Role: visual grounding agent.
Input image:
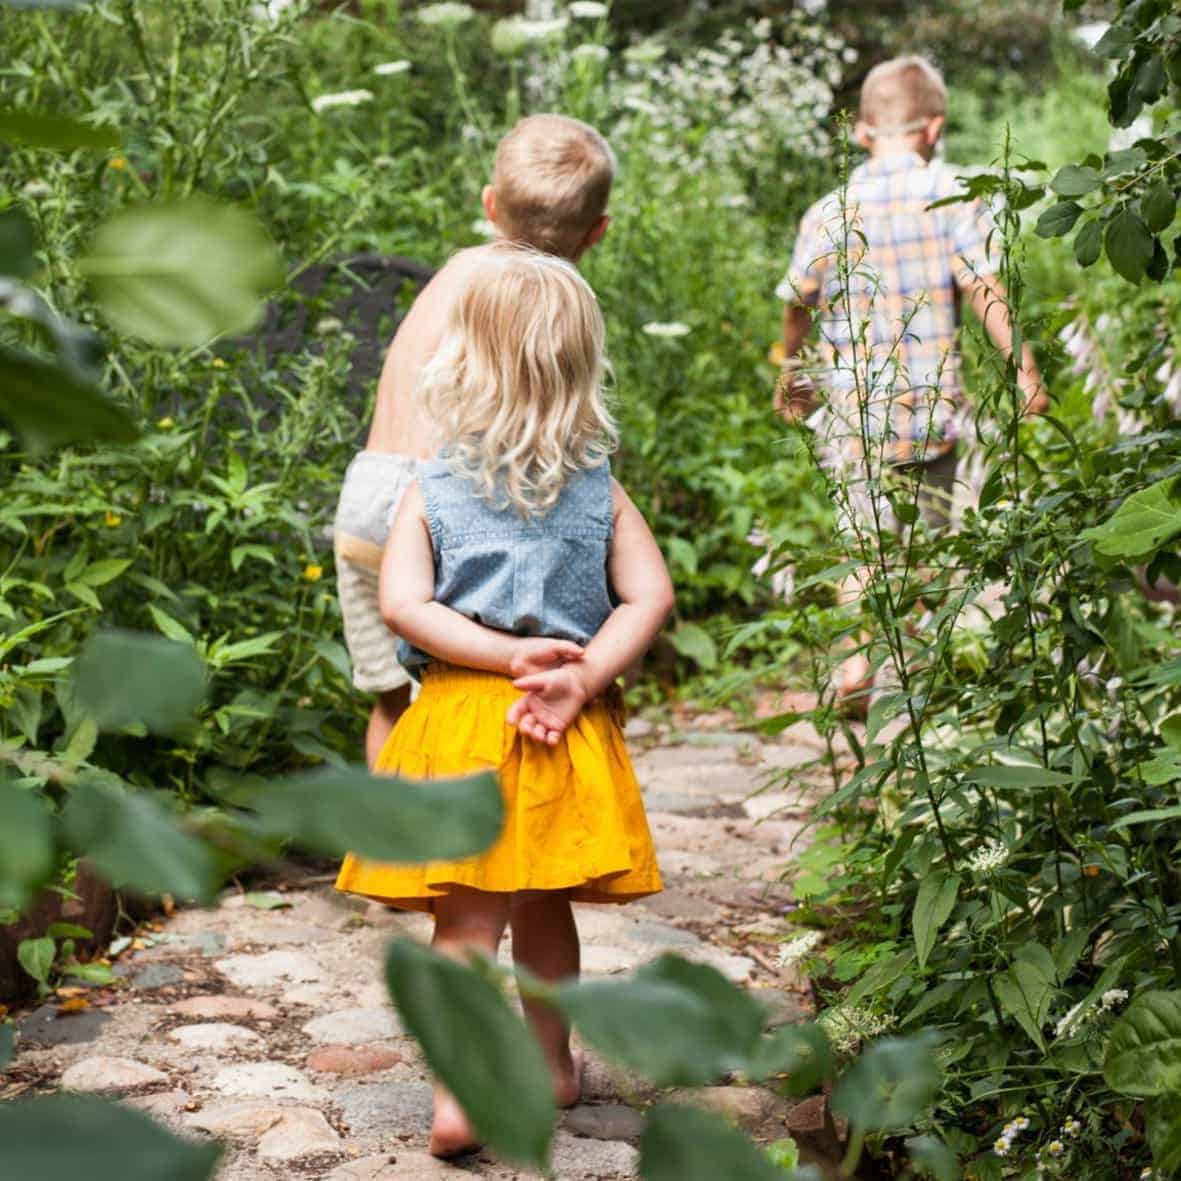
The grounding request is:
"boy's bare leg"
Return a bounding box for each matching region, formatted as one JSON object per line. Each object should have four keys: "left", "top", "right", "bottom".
{"left": 510, "top": 891, "right": 582, "bottom": 1107}
{"left": 365, "top": 685, "right": 411, "bottom": 769}
{"left": 429, "top": 887, "right": 512, "bottom": 1157}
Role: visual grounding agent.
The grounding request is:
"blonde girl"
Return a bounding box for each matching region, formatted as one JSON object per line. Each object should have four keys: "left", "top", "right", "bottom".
{"left": 335, "top": 246, "right": 671, "bottom": 1157}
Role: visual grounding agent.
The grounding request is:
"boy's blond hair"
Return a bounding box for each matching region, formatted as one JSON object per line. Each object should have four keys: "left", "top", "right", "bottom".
{"left": 859, "top": 55, "right": 947, "bottom": 132}
{"left": 492, "top": 114, "right": 616, "bottom": 259}
{"left": 421, "top": 245, "right": 616, "bottom": 516}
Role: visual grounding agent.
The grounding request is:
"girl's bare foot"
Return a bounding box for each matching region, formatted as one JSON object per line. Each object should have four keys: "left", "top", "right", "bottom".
{"left": 553, "top": 1046, "right": 584, "bottom": 1109}
{"left": 429, "top": 1086, "right": 481, "bottom": 1158}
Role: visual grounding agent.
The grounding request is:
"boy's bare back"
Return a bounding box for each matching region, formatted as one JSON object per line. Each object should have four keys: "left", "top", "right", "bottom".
{"left": 365, "top": 246, "right": 490, "bottom": 459}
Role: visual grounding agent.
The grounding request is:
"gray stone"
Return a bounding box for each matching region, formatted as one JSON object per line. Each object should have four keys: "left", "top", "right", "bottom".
{"left": 61, "top": 1055, "right": 168, "bottom": 1094}
{"left": 186, "top": 1100, "right": 288, "bottom": 1138}
{"left": 551, "top": 1129, "right": 640, "bottom": 1177}
{"left": 257, "top": 1107, "right": 341, "bottom": 1160}
{"left": 680, "top": 948, "right": 756, "bottom": 985}
{"left": 143, "top": 931, "right": 227, "bottom": 957}
{"left": 302, "top": 1007, "right": 400, "bottom": 1045}
{"left": 335, "top": 1080, "right": 433, "bottom": 1137}
{"left": 563, "top": 1103, "right": 646, "bottom": 1143}
{"left": 214, "top": 950, "right": 324, "bottom": 989}
{"left": 232, "top": 920, "right": 334, "bottom": 947}
{"left": 580, "top": 945, "right": 638, "bottom": 975}
{"left": 129, "top": 963, "right": 185, "bottom": 990}
{"left": 17, "top": 1004, "right": 110, "bottom": 1046}
{"left": 168, "top": 995, "right": 278, "bottom": 1021}
{"left": 629, "top": 921, "right": 702, "bottom": 950}
{"left": 325, "top": 1151, "right": 474, "bottom": 1180}
{"left": 210, "top": 1061, "right": 327, "bottom": 1102}
{"left": 636, "top": 890, "right": 719, "bottom": 921}
{"left": 122, "top": 1088, "right": 191, "bottom": 1121}
{"left": 642, "top": 791, "right": 708, "bottom": 815}
{"left": 168, "top": 1022, "right": 264, "bottom": 1051}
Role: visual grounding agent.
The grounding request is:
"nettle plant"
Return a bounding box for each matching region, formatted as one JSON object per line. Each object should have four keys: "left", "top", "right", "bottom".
{"left": 750, "top": 10, "right": 1181, "bottom": 1176}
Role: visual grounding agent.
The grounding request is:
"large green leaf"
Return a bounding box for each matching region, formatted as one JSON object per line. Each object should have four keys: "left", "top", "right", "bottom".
{"left": 1142, "top": 181, "right": 1177, "bottom": 234}
{"left": 906, "top": 1134, "right": 960, "bottom": 1181}
{"left": 845, "top": 950, "right": 916, "bottom": 1008}
{"left": 995, "top": 956, "right": 1056, "bottom": 1051}
{"left": 0, "top": 345, "right": 138, "bottom": 453}
{"left": 384, "top": 940, "right": 553, "bottom": 1169}
{"left": 62, "top": 779, "right": 216, "bottom": 903}
{"left": 831, "top": 1032, "right": 942, "bottom": 1132}
{"left": 0, "top": 208, "right": 36, "bottom": 276}
{"left": 0, "top": 780, "right": 54, "bottom": 906}
{"left": 965, "top": 765, "right": 1071, "bottom": 789}
{"left": 639, "top": 1105, "right": 785, "bottom": 1181}
{"left": 1104, "top": 209, "right": 1155, "bottom": 284}
{"left": 1081, "top": 477, "right": 1181, "bottom": 560}
{"left": 559, "top": 954, "right": 765, "bottom": 1086}
{"left": 1034, "top": 201, "right": 1082, "bottom": 239}
{"left": 745, "top": 1021, "right": 832, "bottom": 1095}
{"left": 252, "top": 766, "right": 502, "bottom": 862}
{"left": 1103, "top": 991, "right": 1181, "bottom": 1097}
{"left": 74, "top": 630, "right": 207, "bottom": 734}
{"left": 79, "top": 198, "right": 283, "bottom": 347}
{"left": 667, "top": 622, "right": 718, "bottom": 670}
{"left": 1146, "top": 1096, "right": 1181, "bottom": 1173}
{"left": 1073, "top": 217, "right": 1103, "bottom": 267}
{"left": 1049, "top": 165, "right": 1101, "bottom": 197}
{"left": 913, "top": 873, "right": 959, "bottom": 971}
{"left": 17, "top": 935, "right": 55, "bottom": 984}
{"left": 0, "top": 109, "right": 118, "bottom": 149}
{"left": 0, "top": 1094, "right": 220, "bottom": 1181}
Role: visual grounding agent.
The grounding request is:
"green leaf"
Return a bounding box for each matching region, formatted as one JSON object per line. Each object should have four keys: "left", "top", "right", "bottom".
{"left": 1104, "top": 210, "right": 1155, "bottom": 284}
{"left": 385, "top": 940, "right": 553, "bottom": 1169}
{"left": 18, "top": 935, "right": 55, "bottom": 984}
{"left": 764, "top": 1138, "right": 800, "bottom": 1171}
{"left": 1081, "top": 477, "right": 1181, "bottom": 560}
{"left": 667, "top": 622, "right": 717, "bottom": 670}
{"left": 0, "top": 109, "right": 119, "bottom": 150}
{"left": 1142, "top": 181, "right": 1177, "bottom": 234}
{"left": 252, "top": 765, "right": 502, "bottom": 862}
{"left": 845, "top": 950, "right": 916, "bottom": 1008}
{"left": 65, "top": 961, "right": 115, "bottom": 985}
{"left": 831, "top": 1032, "right": 942, "bottom": 1132}
{"left": 0, "top": 1094, "right": 221, "bottom": 1181}
{"left": 0, "top": 208, "right": 36, "bottom": 277}
{"left": 913, "top": 873, "right": 959, "bottom": 971}
{"left": 1112, "top": 804, "right": 1181, "bottom": 830}
{"left": 746, "top": 1021, "right": 832, "bottom": 1094}
{"left": 666, "top": 537, "right": 698, "bottom": 575}
{"left": 1049, "top": 166, "right": 1101, "bottom": 198}
{"left": 76, "top": 559, "right": 131, "bottom": 588}
{"left": 560, "top": 954, "right": 765, "bottom": 1087}
{"left": 46, "top": 923, "right": 92, "bottom": 940}
{"left": 1073, "top": 218, "right": 1103, "bottom": 267}
{"left": 994, "top": 957, "right": 1055, "bottom": 1051}
{"left": 63, "top": 779, "right": 216, "bottom": 903}
{"left": 1034, "top": 201, "right": 1082, "bottom": 238}
{"left": 1103, "top": 991, "right": 1181, "bottom": 1097}
{"left": 965, "top": 765, "right": 1072, "bottom": 789}
{"left": 0, "top": 345, "right": 138, "bottom": 453}
{"left": 1092, "top": 23, "right": 1135, "bottom": 59}
{"left": 0, "top": 781, "right": 54, "bottom": 907}
{"left": 1146, "top": 1096, "right": 1181, "bottom": 1173}
{"left": 74, "top": 630, "right": 207, "bottom": 734}
{"left": 639, "top": 1105, "right": 785, "bottom": 1181}
{"left": 906, "top": 1135, "right": 960, "bottom": 1181}
{"left": 147, "top": 605, "right": 196, "bottom": 644}
{"left": 79, "top": 198, "right": 283, "bottom": 348}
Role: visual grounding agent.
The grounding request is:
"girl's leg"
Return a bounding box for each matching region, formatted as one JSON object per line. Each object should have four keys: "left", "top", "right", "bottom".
{"left": 429, "top": 887, "right": 512, "bottom": 1157}
{"left": 510, "top": 891, "right": 582, "bottom": 1107}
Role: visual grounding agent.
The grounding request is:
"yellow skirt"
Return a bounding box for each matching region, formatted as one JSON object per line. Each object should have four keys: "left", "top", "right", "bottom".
{"left": 335, "top": 664, "right": 662, "bottom": 911}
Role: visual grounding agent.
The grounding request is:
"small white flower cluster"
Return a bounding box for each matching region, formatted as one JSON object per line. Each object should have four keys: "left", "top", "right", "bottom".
{"left": 1142, "top": 1168, "right": 1159, "bottom": 1180}
{"left": 993, "top": 1114, "right": 1031, "bottom": 1157}
{"left": 373, "top": 60, "right": 411, "bottom": 76}
{"left": 310, "top": 89, "right": 374, "bottom": 113}
{"left": 568, "top": 1, "right": 608, "bottom": 17}
{"left": 967, "top": 838, "right": 1008, "bottom": 874}
{"left": 776, "top": 930, "right": 823, "bottom": 967}
{"left": 1060, "top": 1116, "right": 1082, "bottom": 1139}
{"left": 642, "top": 321, "right": 692, "bottom": 338}
{"left": 1100, "top": 987, "right": 1129, "bottom": 1012}
{"left": 416, "top": 1, "right": 475, "bottom": 29}
{"left": 570, "top": 42, "right": 609, "bottom": 64}
{"left": 817, "top": 1005, "right": 893, "bottom": 1054}
{"left": 492, "top": 16, "right": 568, "bottom": 56}
{"left": 1054, "top": 998, "right": 1090, "bottom": 1040}
{"left": 1154, "top": 355, "right": 1181, "bottom": 416}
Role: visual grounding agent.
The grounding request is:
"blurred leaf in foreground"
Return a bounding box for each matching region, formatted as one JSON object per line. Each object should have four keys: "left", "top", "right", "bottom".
{"left": 0, "top": 109, "right": 118, "bottom": 149}
{"left": 79, "top": 198, "right": 283, "bottom": 347}
{"left": 639, "top": 1105, "right": 786, "bottom": 1181}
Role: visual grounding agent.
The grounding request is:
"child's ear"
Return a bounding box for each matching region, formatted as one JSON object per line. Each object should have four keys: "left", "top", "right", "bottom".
{"left": 482, "top": 185, "right": 497, "bottom": 224}
{"left": 579, "top": 214, "right": 610, "bottom": 256}
{"left": 924, "top": 115, "right": 946, "bottom": 147}
{"left": 853, "top": 120, "right": 874, "bottom": 151}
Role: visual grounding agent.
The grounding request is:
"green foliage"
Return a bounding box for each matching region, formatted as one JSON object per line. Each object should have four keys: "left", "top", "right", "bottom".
{"left": 1103, "top": 991, "right": 1181, "bottom": 1098}
{"left": 639, "top": 1105, "right": 787, "bottom": 1181}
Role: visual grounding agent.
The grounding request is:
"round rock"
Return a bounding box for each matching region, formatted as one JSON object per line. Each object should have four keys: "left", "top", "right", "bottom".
{"left": 257, "top": 1107, "right": 341, "bottom": 1160}
{"left": 60, "top": 1055, "right": 167, "bottom": 1094}
{"left": 306, "top": 1044, "right": 403, "bottom": 1076}
{"left": 169, "top": 995, "right": 278, "bottom": 1021}
{"left": 211, "top": 1061, "right": 327, "bottom": 1102}
{"left": 168, "top": 1022, "right": 264, "bottom": 1051}
{"left": 302, "top": 1007, "right": 400, "bottom": 1045}
{"left": 214, "top": 951, "right": 324, "bottom": 989}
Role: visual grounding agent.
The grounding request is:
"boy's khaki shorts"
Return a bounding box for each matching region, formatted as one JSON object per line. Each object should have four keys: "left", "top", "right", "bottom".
{"left": 333, "top": 451, "right": 417, "bottom": 694}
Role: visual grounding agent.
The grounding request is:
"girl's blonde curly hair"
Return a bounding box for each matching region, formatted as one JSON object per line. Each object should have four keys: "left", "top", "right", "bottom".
{"left": 421, "top": 245, "right": 617, "bottom": 515}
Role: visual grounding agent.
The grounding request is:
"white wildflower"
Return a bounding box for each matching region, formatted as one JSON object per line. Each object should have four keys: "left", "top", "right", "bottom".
{"left": 818, "top": 1005, "right": 893, "bottom": 1054}
{"left": 1100, "top": 988, "right": 1129, "bottom": 1012}
{"left": 373, "top": 155, "right": 395, "bottom": 169}
{"left": 568, "top": 1, "right": 608, "bottom": 17}
{"left": 1061, "top": 1116, "right": 1082, "bottom": 1138}
{"left": 1142, "top": 1169, "right": 1158, "bottom": 1180}
{"left": 571, "top": 42, "right": 609, "bottom": 63}
{"left": 799, "top": 0, "right": 827, "bottom": 13}
{"left": 1054, "top": 998, "right": 1090, "bottom": 1039}
{"left": 311, "top": 89, "right": 374, "bottom": 113}
{"left": 720, "top": 193, "right": 750, "bottom": 208}
{"left": 994, "top": 1136, "right": 1012, "bottom": 1157}
{"left": 643, "top": 321, "right": 692, "bottom": 338}
{"left": 373, "top": 60, "right": 411, "bottom": 76}
{"left": 492, "top": 16, "right": 567, "bottom": 55}
{"left": 776, "top": 931, "right": 822, "bottom": 967}
{"left": 623, "top": 40, "right": 665, "bottom": 64}
{"left": 315, "top": 316, "right": 344, "bottom": 335}
{"left": 21, "top": 179, "right": 51, "bottom": 199}
{"left": 968, "top": 839, "right": 1008, "bottom": 874}
{"left": 1048, "top": 1140, "right": 1065, "bottom": 1157}
{"left": 416, "top": 2, "right": 475, "bottom": 29}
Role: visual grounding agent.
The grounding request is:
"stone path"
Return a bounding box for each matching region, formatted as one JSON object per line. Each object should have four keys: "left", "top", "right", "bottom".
{"left": 7, "top": 718, "right": 843, "bottom": 1179}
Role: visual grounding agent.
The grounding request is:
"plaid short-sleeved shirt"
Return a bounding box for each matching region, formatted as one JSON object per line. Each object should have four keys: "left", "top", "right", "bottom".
{"left": 776, "top": 151, "right": 996, "bottom": 464}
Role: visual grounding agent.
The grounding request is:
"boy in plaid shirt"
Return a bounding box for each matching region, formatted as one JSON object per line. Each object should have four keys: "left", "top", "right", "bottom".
{"left": 776, "top": 55, "right": 1046, "bottom": 705}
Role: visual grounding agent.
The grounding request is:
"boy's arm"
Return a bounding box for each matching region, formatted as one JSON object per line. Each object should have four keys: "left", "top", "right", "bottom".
{"left": 380, "top": 485, "right": 583, "bottom": 676}
{"left": 963, "top": 272, "right": 1048, "bottom": 416}
{"left": 776, "top": 302, "right": 816, "bottom": 422}
{"left": 508, "top": 481, "right": 674, "bottom": 743}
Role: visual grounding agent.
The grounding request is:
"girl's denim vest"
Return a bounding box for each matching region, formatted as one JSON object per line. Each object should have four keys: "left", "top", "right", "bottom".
{"left": 398, "top": 459, "right": 614, "bottom": 677}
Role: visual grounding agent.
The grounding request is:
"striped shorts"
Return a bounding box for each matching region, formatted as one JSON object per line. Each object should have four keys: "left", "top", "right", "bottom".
{"left": 333, "top": 451, "right": 417, "bottom": 694}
